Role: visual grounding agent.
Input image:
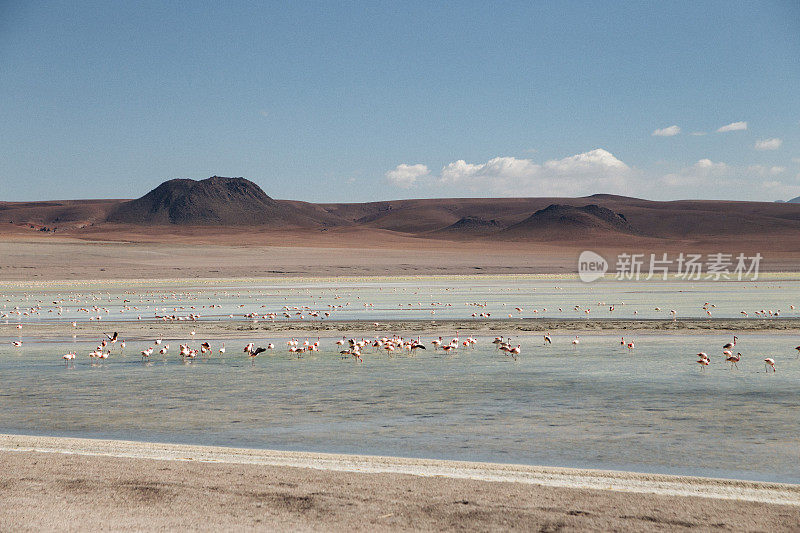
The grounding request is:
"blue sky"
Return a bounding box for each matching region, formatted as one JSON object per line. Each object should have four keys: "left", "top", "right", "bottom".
{"left": 1, "top": 1, "right": 798, "bottom": 202}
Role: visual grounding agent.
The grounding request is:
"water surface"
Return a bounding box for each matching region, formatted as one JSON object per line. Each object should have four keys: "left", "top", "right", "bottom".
{"left": 2, "top": 332, "right": 797, "bottom": 483}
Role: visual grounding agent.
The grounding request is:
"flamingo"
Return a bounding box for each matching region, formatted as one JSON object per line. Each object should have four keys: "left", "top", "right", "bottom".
{"left": 726, "top": 352, "right": 741, "bottom": 369}
{"left": 12, "top": 341, "right": 22, "bottom": 347}
{"left": 572, "top": 336, "right": 580, "bottom": 345}
{"left": 764, "top": 358, "right": 776, "bottom": 372}
{"left": 723, "top": 336, "right": 738, "bottom": 350}
{"left": 351, "top": 348, "right": 362, "bottom": 362}
{"left": 697, "top": 358, "right": 710, "bottom": 370}
{"left": 219, "top": 343, "right": 226, "bottom": 354}
{"left": 543, "top": 335, "right": 552, "bottom": 345}
{"left": 62, "top": 353, "right": 76, "bottom": 365}
{"left": 248, "top": 346, "right": 267, "bottom": 358}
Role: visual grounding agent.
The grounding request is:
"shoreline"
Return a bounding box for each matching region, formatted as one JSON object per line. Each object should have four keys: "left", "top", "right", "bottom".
{"left": 2, "top": 434, "right": 798, "bottom": 506}
{"left": 2, "top": 271, "right": 800, "bottom": 287}
{"left": 4, "top": 318, "right": 800, "bottom": 340}
{"left": 2, "top": 434, "right": 799, "bottom": 531}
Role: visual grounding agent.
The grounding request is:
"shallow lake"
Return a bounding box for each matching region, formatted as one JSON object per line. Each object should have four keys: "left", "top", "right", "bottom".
{"left": 1, "top": 330, "right": 798, "bottom": 483}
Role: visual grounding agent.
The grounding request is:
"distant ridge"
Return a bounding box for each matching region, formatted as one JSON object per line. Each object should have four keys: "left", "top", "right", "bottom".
{"left": 428, "top": 216, "right": 504, "bottom": 238}
{"left": 789, "top": 196, "right": 800, "bottom": 204}
{"left": 107, "top": 176, "right": 344, "bottom": 227}
{"left": 499, "top": 204, "right": 636, "bottom": 240}
{"left": 4, "top": 184, "right": 800, "bottom": 241}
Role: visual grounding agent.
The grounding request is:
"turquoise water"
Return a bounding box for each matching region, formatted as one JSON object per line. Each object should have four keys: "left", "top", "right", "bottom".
{"left": 1, "top": 331, "right": 798, "bottom": 483}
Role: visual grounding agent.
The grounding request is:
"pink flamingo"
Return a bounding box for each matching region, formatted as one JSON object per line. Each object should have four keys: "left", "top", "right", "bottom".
{"left": 723, "top": 336, "right": 738, "bottom": 350}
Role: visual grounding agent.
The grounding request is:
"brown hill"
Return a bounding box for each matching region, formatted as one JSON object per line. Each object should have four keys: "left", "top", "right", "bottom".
{"left": 3, "top": 178, "right": 800, "bottom": 247}
{"left": 107, "top": 176, "right": 345, "bottom": 227}
{"left": 320, "top": 195, "right": 800, "bottom": 241}
{"left": 499, "top": 204, "right": 636, "bottom": 240}
{"left": 0, "top": 199, "right": 119, "bottom": 232}
{"left": 427, "top": 216, "right": 505, "bottom": 238}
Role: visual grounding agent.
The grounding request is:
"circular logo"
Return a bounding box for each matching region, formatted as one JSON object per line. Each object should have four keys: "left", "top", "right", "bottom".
{"left": 578, "top": 250, "right": 608, "bottom": 282}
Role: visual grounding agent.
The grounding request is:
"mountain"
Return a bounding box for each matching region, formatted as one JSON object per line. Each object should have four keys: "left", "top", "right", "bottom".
{"left": 499, "top": 204, "right": 636, "bottom": 240}
{"left": 427, "top": 216, "right": 504, "bottom": 238}
{"left": 0, "top": 199, "right": 119, "bottom": 232}
{"left": 788, "top": 196, "right": 800, "bottom": 204}
{"left": 107, "top": 176, "right": 345, "bottom": 227}
{"left": 4, "top": 179, "right": 800, "bottom": 245}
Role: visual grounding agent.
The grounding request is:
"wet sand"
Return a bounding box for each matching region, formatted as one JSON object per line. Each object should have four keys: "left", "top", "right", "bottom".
{"left": 1, "top": 434, "right": 798, "bottom": 531}
{"left": 3, "top": 318, "right": 800, "bottom": 343}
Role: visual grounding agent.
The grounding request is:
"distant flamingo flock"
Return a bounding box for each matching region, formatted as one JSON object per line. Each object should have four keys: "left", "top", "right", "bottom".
{"left": 3, "top": 286, "right": 798, "bottom": 374}
{"left": 7, "top": 326, "right": 786, "bottom": 375}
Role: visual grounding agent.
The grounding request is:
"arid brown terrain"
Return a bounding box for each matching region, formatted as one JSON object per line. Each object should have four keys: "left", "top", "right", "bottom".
{"left": 1, "top": 176, "right": 799, "bottom": 279}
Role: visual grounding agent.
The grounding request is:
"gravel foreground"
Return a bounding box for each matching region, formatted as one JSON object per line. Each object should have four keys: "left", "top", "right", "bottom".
{"left": 0, "top": 435, "right": 798, "bottom": 531}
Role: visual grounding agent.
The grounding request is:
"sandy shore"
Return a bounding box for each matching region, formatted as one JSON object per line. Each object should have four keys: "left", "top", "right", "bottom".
{"left": 2, "top": 235, "right": 800, "bottom": 281}
{"left": 3, "top": 318, "right": 800, "bottom": 342}
{"left": 1, "top": 435, "right": 798, "bottom": 531}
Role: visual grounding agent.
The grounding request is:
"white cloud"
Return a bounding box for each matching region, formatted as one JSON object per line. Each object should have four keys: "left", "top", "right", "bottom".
{"left": 690, "top": 132, "right": 707, "bottom": 136}
{"left": 716, "top": 121, "right": 747, "bottom": 133}
{"left": 385, "top": 163, "right": 430, "bottom": 188}
{"left": 661, "top": 159, "right": 728, "bottom": 187}
{"left": 761, "top": 180, "right": 800, "bottom": 199}
{"left": 659, "top": 159, "right": 798, "bottom": 199}
{"left": 434, "top": 149, "right": 631, "bottom": 196}
{"left": 652, "top": 125, "right": 681, "bottom": 137}
{"left": 754, "top": 138, "right": 782, "bottom": 150}
{"left": 747, "top": 165, "right": 785, "bottom": 176}
{"left": 543, "top": 148, "right": 629, "bottom": 174}
{"left": 386, "top": 149, "right": 797, "bottom": 201}
{"left": 440, "top": 157, "right": 540, "bottom": 184}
